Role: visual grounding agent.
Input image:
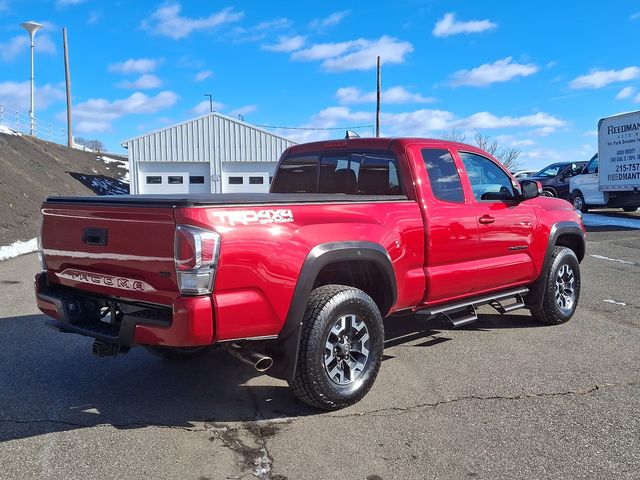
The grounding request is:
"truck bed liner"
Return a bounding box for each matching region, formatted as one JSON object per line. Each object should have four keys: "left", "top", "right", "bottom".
{"left": 45, "top": 193, "right": 409, "bottom": 207}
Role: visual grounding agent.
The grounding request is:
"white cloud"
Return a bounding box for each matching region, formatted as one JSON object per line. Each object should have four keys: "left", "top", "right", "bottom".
{"left": 255, "top": 18, "right": 291, "bottom": 31}
{"left": 88, "top": 10, "right": 102, "bottom": 24}
{"left": 108, "top": 58, "right": 163, "bottom": 74}
{"left": 292, "top": 36, "right": 413, "bottom": 72}
{"left": 229, "top": 18, "right": 291, "bottom": 43}
{"left": 616, "top": 86, "right": 635, "bottom": 100}
{"left": 310, "top": 11, "right": 350, "bottom": 29}
{"left": 262, "top": 35, "right": 306, "bottom": 52}
{"left": 189, "top": 99, "right": 224, "bottom": 116}
{"left": 336, "top": 86, "right": 435, "bottom": 105}
{"left": 70, "top": 91, "right": 178, "bottom": 133}
{"left": 275, "top": 105, "right": 565, "bottom": 143}
{"left": 569, "top": 66, "right": 640, "bottom": 89}
{"left": 142, "top": 3, "right": 244, "bottom": 40}
{"left": 450, "top": 57, "right": 539, "bottom": 87}
{"left": 117, "top": 74, "right": 162, "bottom": 89}
{"left": 433, "top": 12, "right": 497, "bottom": 37}
{"left": 0, "top": 81, "right": 65, "bottom": 112}
{"left": 194, "top": 70, "right": 213, "bottom": 82}
{"left": 0, "top": 34, "right": 56, "bottom": 62}
{"left": 56, "top": 0, "right": 85, "bottom": 7}
{"left": 229, "top": 105, "right": 257, "bottom": 117}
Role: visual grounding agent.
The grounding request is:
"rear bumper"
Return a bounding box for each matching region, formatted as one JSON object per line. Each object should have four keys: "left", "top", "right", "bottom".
{"left": 34, "top": 273, "right": 214, "bottom": 347}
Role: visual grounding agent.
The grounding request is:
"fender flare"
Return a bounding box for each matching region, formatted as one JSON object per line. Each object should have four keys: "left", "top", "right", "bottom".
{"left": 267, "top": 241, "right": 397, "bottom": 381}
{"left": 525, "top": 221, "right": 585, "bottom": 308}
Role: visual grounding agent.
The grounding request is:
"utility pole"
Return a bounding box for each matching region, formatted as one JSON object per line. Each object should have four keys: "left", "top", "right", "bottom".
{"left": 20, "top": 21, "right": 43, "bottom": 136}
{"left": 63, "top": 27, "right": 73, "bottom": 147}
{"left": 376, "top": 56, "right": 381, "bottom": 138}
{"left": 204, "top": 93, "right": 213, "bottom": 113}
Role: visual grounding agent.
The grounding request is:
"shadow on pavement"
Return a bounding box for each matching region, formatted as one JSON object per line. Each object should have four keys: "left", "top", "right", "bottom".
{"left": 0, "top": 309, "right": 546, "bottom": 443}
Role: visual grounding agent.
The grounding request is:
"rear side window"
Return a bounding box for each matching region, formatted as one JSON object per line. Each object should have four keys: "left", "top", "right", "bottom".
{"left": 422, "top": 149, "right": 464, "bottom": 202}
{"left": 357, "top": 154, "right": 402, "bottom": 195}
{"left": 271, "top": 156, "right": 319, "bottom": 193}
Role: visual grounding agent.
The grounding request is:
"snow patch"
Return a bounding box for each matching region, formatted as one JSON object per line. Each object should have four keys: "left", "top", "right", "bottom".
{"left": 582, "top": 213, "right": 640, "bottom": 229}
{"left": 0, "top": 125, "right": 22, "bottom": 136}
{"left": 0, "top": 238, "right": 37, "bottom": 261}
{"left": 98, "top": 155, "right": 128, "bottom": 166}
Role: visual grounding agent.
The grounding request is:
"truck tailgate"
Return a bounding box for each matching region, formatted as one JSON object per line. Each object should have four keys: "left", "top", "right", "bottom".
{"left": 41, "top": 203, "right": 179, "bottom": 305}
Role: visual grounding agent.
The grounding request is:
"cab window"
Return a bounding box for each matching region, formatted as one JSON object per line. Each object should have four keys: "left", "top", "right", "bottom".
{"left": 586, "top": 157, "right": 598, "bottom": 174}
{"left": 460, "top": 152, "right": 515, "bottom": 201}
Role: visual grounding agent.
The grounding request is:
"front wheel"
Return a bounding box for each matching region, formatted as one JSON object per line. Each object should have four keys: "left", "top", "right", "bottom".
{"left": 530, "top": 247, "right": 581, "bottom": 325}
{"left": 541, "top": 189, "right": 556, "bottom": 198}
{"left": 571, "top": 192, "right": 589, "bottom": 213}
{"left": 289, "top": 285, "right": 384, "bottom": 410}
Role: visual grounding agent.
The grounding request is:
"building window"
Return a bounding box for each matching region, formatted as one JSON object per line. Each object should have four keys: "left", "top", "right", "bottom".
{"left": 228, "top": 176, "right": 244, "bottom": 185}
{"left": 168, "top": 176, "right": 184, "bottom": 184}
{"left": 249, "top": 176, "right": 264, "bottom": 185}
{"left": 189, "top": 176, "right": 205, "bottom": 184}
{"left": 146, "top": 176, "right": 162, "bottom": 184}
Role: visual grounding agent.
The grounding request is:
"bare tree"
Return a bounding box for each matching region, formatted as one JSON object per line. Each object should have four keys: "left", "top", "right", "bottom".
{"left": 473, "top": 131, "right": 522, "bottom": 172}
{"left": 75, "top": 137, "right": 105, "bottom": 153}
{"left": 440, "top": 129, "right": 467, "bottom": 143}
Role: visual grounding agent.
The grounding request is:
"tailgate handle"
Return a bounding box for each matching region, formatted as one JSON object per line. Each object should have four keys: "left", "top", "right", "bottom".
{"left": 83, "top": 227, "right": 108, "bottom": 246}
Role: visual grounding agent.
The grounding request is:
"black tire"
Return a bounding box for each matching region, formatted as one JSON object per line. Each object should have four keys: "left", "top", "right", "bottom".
{"left": 571, "top": 191, "right": 589, "bottom": 213}
{"left": 146, "top": 346, "right": 210, "bottom": 361}
{"left": 289, "top": 285, "right": 384, "bottom": 410}
{"left": 541, "top": 189, "right": 556, "bottom": 198}
{"left": 623, "top": 206, "right": 638, "bottom": 212}
{"left": 530, "top": 247, "right": 581, "bottom": 325}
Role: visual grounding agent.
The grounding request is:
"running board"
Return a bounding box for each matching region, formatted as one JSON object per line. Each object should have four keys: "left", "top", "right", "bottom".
{"left": 417, "top": 287, "right": 529, "bottom": 328}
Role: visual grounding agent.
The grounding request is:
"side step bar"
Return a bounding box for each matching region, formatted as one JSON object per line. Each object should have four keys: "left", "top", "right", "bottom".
{"left": 417, "top": 287, "right": 528, "bottom": 328}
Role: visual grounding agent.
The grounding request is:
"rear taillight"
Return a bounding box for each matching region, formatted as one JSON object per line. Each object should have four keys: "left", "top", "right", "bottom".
{"left": 174, "top": 225, "right": 221, "bottom": 295}
{"left": 37, "top": 213, "right": 46, "bottom": 271}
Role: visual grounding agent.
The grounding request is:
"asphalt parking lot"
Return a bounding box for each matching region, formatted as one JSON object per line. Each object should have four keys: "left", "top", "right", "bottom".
{"left": 1, "top": 211, "right": 639, "bottom": 480}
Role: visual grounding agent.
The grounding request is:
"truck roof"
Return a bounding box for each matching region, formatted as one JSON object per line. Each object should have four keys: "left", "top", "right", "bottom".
{"left": 284, "top": 137, "right": 484, "bottom": 156}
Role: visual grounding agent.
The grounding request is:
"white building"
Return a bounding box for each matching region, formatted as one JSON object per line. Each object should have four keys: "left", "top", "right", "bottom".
{"left": 121, "top": 112, "right": 296, "bottom": 195}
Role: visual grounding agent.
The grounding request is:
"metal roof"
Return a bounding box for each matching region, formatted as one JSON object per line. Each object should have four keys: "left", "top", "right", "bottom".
{"left": 121, "top": 111, "right": 296, "bottom": 163}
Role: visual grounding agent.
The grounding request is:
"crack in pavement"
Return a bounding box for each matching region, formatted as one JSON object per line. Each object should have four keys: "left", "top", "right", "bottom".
{"left": 327, "top": 381, "right": 640, "bottom": 418}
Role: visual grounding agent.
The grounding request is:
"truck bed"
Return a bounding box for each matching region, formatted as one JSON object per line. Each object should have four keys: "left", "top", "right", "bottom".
{"left": 45, "top": 193, "right": 409, "bottom": 207}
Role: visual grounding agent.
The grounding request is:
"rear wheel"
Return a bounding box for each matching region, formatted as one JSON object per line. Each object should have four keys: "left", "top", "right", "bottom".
{"left": 571, "top": 191, "right": 589, "bottom": 213}
{"left": 530, "top": 247, "right": 580, "bottom": 325}
{"left": 623, "top": 206, "right": 638, "bottom": 212}
{"left": 146, "top": 346, "right": 210, "bottom": 361}
{"left": 289, "top": 285, "right": 384, "bottom": 410}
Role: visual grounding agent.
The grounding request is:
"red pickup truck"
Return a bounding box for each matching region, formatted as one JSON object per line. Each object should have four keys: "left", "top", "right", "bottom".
{"left": 35, "top": 138, "right": 585, "bottom": 410}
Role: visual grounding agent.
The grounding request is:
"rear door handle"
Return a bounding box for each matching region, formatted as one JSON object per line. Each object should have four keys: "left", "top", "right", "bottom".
{"left": 478, "top": 215, "right": 495, "bottom": 225}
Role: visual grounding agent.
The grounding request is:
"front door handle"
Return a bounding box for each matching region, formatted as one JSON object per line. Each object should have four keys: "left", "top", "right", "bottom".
{"left": 478, "top": 215, "right": 495, "bottom": 225}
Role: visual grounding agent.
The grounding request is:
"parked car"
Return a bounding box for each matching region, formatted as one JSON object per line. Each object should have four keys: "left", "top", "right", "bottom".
{"left": 528, "top": 161, "right": 587, "bottom": 200}
{"left": 35, "top": 137, "right": 585, "bottom": 410}
{"left": 511, "top": 169, "right": 538, "bottom": 180}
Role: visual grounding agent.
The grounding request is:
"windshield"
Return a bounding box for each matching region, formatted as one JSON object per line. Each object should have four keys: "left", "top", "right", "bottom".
{"left": 534, "top": 164, "right": 564, "bottom": 177}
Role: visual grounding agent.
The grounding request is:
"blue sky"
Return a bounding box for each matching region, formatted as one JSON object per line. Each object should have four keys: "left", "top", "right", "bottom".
{"left": 1, "top": 0, "right": 639, "bottom": 169}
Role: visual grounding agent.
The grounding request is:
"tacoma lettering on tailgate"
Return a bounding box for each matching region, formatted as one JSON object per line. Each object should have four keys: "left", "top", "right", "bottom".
{"left": 57, "top": 269, "right": 155, "bottom": 292}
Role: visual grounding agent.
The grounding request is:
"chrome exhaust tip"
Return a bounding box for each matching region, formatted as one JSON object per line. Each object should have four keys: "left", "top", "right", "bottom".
{"left": 224, "top": 343, "right": 273, "bottom": 372}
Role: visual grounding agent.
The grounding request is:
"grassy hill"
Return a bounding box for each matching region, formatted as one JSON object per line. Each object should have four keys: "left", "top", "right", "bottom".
{"left": 0, "top": 131, "right": 128, "bottom": 246}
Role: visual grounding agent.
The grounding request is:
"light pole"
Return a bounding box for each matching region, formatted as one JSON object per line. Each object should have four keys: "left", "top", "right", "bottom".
{"left": 204, "top": 93, "right": 213, "bottom": 113}
{"left": 20, "top": 20, "right": 43, "bottom": 136}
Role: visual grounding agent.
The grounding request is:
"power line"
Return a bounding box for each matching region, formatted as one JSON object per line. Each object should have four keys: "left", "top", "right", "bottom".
{"left": 252, "top": 123, "right": 375, "bottom": 133}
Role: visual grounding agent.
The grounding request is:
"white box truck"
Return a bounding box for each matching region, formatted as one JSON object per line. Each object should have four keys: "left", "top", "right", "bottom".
{"left": 570, "top": 110, "right": 640, "bottom": 212}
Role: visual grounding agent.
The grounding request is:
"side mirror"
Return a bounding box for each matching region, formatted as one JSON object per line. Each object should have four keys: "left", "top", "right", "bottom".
{"left": 519, "top": 179, "right": 541, "bottom": 200}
